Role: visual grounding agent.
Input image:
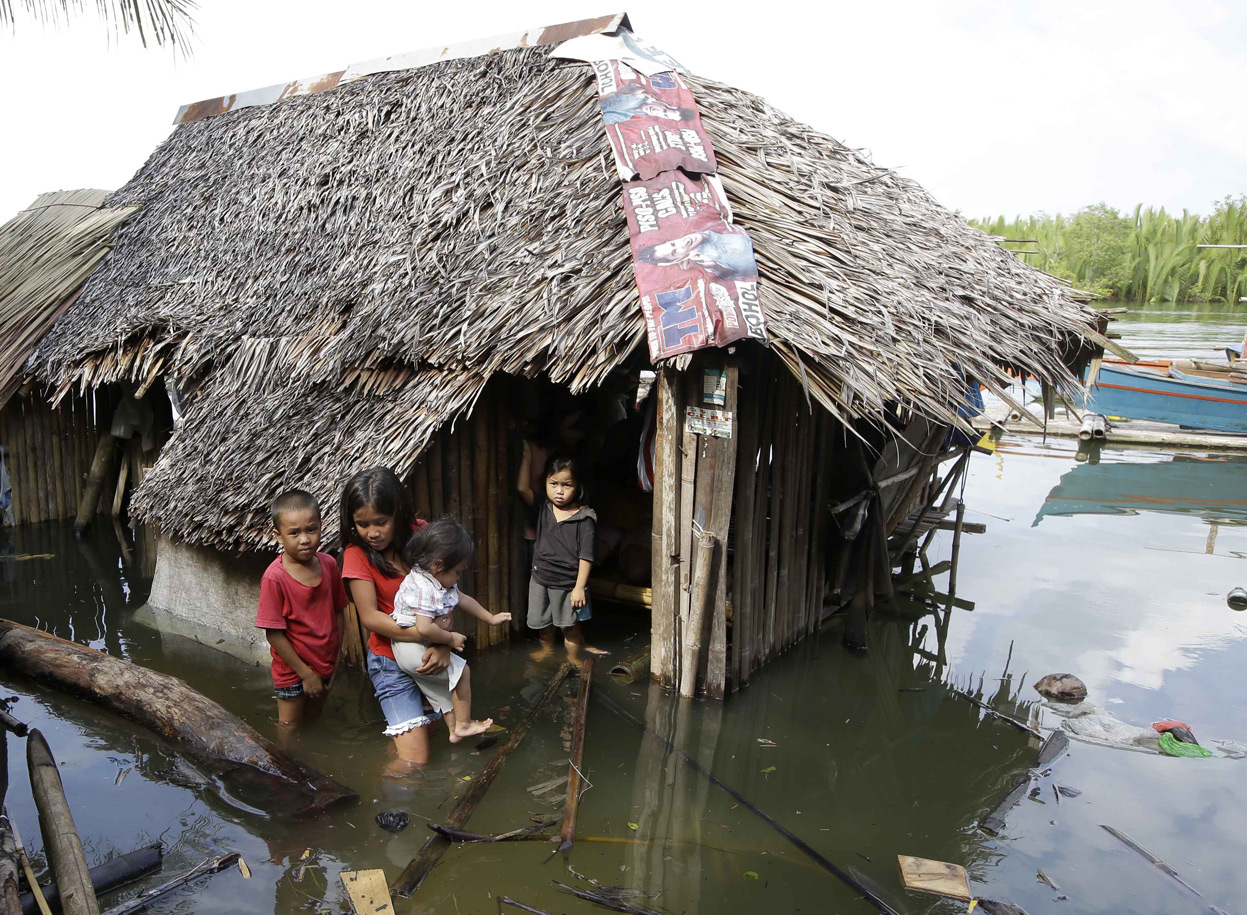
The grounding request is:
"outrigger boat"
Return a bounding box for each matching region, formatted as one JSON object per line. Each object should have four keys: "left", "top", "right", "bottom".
{"left": 1082, "top": 359, "right": 1247, "bottom": 433}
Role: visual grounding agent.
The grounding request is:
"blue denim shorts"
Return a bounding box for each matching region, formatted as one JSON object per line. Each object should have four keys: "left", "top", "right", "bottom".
{"left": 274, "top": 679, "right": 329, "bottom": 700}
{"left": 366, "top": 650, "right": 443, "bottom": 737}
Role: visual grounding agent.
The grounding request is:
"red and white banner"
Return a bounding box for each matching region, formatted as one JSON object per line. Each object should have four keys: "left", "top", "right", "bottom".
{"left": 621, "top": 172, "right": 766, "bottom": 361}
{"left": 592, "top": 61, "right": 716, "bottom": 182}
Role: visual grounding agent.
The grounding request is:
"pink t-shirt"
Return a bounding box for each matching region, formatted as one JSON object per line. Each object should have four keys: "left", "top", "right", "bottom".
{"left": 255, "top": 553, "right": 347, "bottom": 687}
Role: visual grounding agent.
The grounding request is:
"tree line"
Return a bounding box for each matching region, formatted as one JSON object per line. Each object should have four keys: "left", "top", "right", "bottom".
{"left": 969, "top": 198, "right": 1247, "bottom": 303}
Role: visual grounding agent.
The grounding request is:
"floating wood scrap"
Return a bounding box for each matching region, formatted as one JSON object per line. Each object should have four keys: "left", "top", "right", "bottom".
{"left": 1100, "top": 825, "right": 1203, "bottom": 898}
{"left": 553, "top": 881, "right": 665, "bottom": 915}
{"left": 27, "top": 730, "right": 98, "bottom": 915}
{"left": 499, "top": 898, "right": 551, "bottom": 915}
{"left": 595, "top": 691, "right": 902, "bottom": 915}
{"left": 340, "top": 870, "right": 395, "bottom": 915}
{"left": 430, "top": 818, "right": 557, "bottom": 844}
{"left": 559, "top": 657, "right": 594, "bottom": 853}
{"left": 391, "top": 664, "right": 573, "bottom": 898}
{"left": 896, "top": 855, "right": 971, "bottom": 901}
{"left": 100, "top": 853, "right": 238, "bottom": 915}
{"left": 0, "top": 619, "right": 355, "bottom": 817}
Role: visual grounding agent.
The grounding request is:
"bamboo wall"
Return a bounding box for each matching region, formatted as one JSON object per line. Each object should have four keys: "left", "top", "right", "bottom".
{"left": 405, "top": 381, "right": 518, "bottom": 648}
{"left": 0, "top": 390, "right": 107, "bottom": 526}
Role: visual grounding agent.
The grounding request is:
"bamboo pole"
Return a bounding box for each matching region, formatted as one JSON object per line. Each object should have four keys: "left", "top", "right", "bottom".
{"left": 677, "top": 369, "right": 698, "bottom": 640}
{"left": 27, "top": 730, "right": 99, "bottom": 915}
{"left": 729, "top": 371, "right": 758, "bottom": 693}
{"left": 472, "top": 406, "right": 490, "bottom": 644}
{"left": 111, "top": 442, "right": 131, "bottom": 517}
{"left": 558, "top": 658, "right": 594, "bottom": 852}
{"left": 27, "top": 401, "right": 48, "bottom": 522}
{"left": 495, "top": 396, "right": 512, "bottom": 635}
{"left": 428, "top": 433, "right": 445, "bottom": 519}
{"left": 14, "top": 402, "right": 32, "bottom": 524}
{"left": 74, "top": 434, "right": 115, "bottom": 536}
{"left": 749, "top": 369, "right": 775, "bottom": 680}
{"left": 391, "top": 664, "right": 573, "bottom": 897}
{"left": 3, "top": 406, "right": 21, "bottom": 526}
{"left": 486, "top": 395, "right": 503, "bottom": 646}
{"left": 49, "top": 402, "right": 66, "bottom": 519}
{"left": 679, "top": 532, "right": 716, "bottom": 699}
{"left": 705, "top": 363, "right": 739, "bottom": 699}
{"left": 650, "top": 367, "right": 681, "bottom": 687}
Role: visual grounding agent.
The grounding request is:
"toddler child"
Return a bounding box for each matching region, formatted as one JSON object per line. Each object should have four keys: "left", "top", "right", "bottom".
{"left": 391, "top": 519, "right": 511, "bottom": 743}
{"left": 518, "top": 454, "right": 607, "bottom": 665}
{"left": 255, "top": 489, "right": 347, "bottom": 731}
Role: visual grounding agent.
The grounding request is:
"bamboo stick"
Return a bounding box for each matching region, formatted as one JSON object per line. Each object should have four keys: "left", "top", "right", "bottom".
{"left": 28, "top": 400, "right": 48, "bottom": 523}
{"left": 14, "top": 402, "right": 32, "bottom": 524}
{"left": 27, "top": 730, "right": 99, "bottom": 915}
{"left": 486, "top": 394, "right": 503, "bottom": 646}
{"left": 945, "top": 501, "right": 967, "bottom": 615}
{"left": 4, "top": 406, "right": 22, "bottom": 526}
{"left": 677, "top": 370, "right": 698, "bottom": 643}
{"left": 679, "top": 532, "right": 716, "bottom": 699}
{"left": 558, "top": 658, "right": 594, "bottom": 852}
{"left": 705, "top": 362, "right": 739, "bottom": 699}
{"left": 473, "top": 407, "right": 490, "bottom": 645}
{"left": 650, "top": 367, "right": 681, "bottom": 687}
{"left": 111, "top": 442, "right": 131, "bottom": 517}
{"left": 428, "top": 433, "right": 445, "bottom": 519}
{"left": 74, "top": 435, "right": 115, "bottom": 536}
{"left": 730, "top": 369, "right": 758, "bottom": 693}
{"left": 49, "top": 401, "right": 66, "bottom": 519}
{"left": 495, "top": 395, "right": 512, "bottom": 634}
{"left": 391, "top": 663, "right": 573, "bottom": 897}
{"left": 749, "top": 367, "right": 775, "bottom": 678}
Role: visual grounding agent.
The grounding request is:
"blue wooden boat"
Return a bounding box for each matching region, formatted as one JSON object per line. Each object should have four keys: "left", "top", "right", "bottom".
{"left": 1082, "top": 361, "right": 1247, "bottom": 433}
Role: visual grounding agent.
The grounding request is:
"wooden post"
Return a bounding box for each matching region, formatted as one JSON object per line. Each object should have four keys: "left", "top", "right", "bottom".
{"left": 74, "top": 434, "right": 115, "bottom": 536}
{"left": 391, "top": 664, "right": 573, "bottom": 897}
{"left": 679, "top": 532, "right": 716, "bottom": 699}
{"left": 27, "top": 730, "right": 99, "bottom": 915}
{"left": 111, "top": 441, "right": 131, "bottom": 517}
{"left": 651, "top": 367, "right": 682, "bottom": 687}
{"left": 704, "top": 362, "right": 739, "bottom": 699}
{"left": 4, "top": 406, "right": 23, "bottom": 526}
{"left": 677, "top": 370, "right": 698, "bottom": 640}
{"left": 730, "top": 370, "right": 759, "bottom": 693}
{"left": 27, "top": 401, "right": 48, "bottom": 522}
{"left": 559, "top": 658, "right": 594, "bottom": 852}
{"left": 495, "top": 399, "right": 512, "bottom": 634}
{"left": 16, "top": 402, "right": 34, "bottom": 524}
{"left": 412, "top": 458, "right": 431, "bottom": 520}
{"left": 945, "top": 501, "right": 967, "bottom": 615}
{"left": 50, "top": 403, "right": 67, "bottom": 519}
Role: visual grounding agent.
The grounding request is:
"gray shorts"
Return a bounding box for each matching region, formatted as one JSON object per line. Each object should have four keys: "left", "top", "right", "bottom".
{"left": 527, "top": 578, "right": 591, "bottom": 630}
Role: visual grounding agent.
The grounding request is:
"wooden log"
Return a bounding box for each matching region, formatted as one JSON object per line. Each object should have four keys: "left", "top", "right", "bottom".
{"left": 0, "top": 620, "right": 356, "bottom": 817}
{"left": 20, "top": 843, "right": 162, "bottom": 915}
{"left": 391, "top": 663, "right": 573, "bottom": 897}
{"left": 110, "top": 444, "right": 130, "bottom": 518}
{"left": 609, "top": 647, "right": 650, "bottom": 684}
{"left": 74, "top": 434, "right": 115, "bottom": 536}
{"left": 559, "top": 658, "right": 594, "bottom": 852}
{"left": 472, "top": 408, "right": 490, "bottom": 644}
{"left": 678, "top": 533, "right": 716, "bottom": 699}
{"left": 27, "top": 730, "right": 99, "bottom": 915}
{"left": 650, "top": 367, "right": 681, "bottom": 687}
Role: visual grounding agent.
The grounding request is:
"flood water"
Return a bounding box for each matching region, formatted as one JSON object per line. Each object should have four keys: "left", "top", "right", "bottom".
{"left": 2, "top": 304, "right": 1246, "bottom": 915}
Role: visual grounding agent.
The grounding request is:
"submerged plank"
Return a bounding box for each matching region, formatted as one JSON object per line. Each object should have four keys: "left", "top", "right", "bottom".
{"left": 340, "top": 870, "right": 394, "bottom": 915}
{"left": 27, "top": 731, "right": 98, "bottom": 915}
{"left": 0, "top": 619, "right": 355, "bottom": 818}
{"left": 897, "top": 855, "right": 971, "bottom": 901}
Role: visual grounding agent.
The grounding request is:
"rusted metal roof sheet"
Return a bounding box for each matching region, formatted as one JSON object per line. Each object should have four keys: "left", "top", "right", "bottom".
{"left": 173, "top": 13, "right": 631, "bottom": 125}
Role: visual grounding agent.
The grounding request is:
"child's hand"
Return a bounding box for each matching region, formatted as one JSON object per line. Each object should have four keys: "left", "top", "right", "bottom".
{"left": 490, "top": 612, "right": 512, "bottom": 626}
{"left": 302, "top": 674, "right": 325, "bottom": 698}
{"left": 571, "top": 586, "right": 587, "bottom": 609}
{"left": 451, "top": 632, "right": 467, "bottom": 652}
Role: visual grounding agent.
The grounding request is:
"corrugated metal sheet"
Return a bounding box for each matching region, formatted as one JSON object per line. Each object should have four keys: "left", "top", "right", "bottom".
{"left": 174, "top": 13, "right": 630, "bottom": 125}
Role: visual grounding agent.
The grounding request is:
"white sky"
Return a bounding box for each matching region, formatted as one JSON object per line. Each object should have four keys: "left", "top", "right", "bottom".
{"left": 2, "top": 0, "right": 1245, "bottom": 223}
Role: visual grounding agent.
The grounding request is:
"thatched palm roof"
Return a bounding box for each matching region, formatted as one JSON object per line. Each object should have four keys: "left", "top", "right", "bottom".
{"left": 0, "top": 191, "right": 136, "bottom": 406}
{"left": 31, "top": 45, "right": 1103, "bottom": 551}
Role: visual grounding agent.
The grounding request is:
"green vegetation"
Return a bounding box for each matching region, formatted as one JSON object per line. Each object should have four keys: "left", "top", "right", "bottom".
{"left": 969, "top": 197, "right": 1247, "bottom": 303}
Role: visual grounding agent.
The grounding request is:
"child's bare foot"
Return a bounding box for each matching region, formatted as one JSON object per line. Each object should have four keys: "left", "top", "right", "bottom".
{"left": 583, "top": 645, "right": 608, "bottom": 657}
{"left": 383, "top": 757, "right": 426, "bottom": 778}
{"left": 449, "top": 718, "right": 494, "bottom": 743}
{"left": 529, "top": 644, "right": 556, "bottom": 661}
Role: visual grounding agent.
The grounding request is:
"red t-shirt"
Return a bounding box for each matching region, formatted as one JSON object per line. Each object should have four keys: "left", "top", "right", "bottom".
{"left": 255, "top": 553, "right": 348, "bottom": 687}
{"left": 341, "top": 543, "right": 405, "bottom": 660}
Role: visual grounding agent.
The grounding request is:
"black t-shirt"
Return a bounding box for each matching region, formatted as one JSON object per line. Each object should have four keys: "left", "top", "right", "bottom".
{"left": 532, "top": 500, "right": 597, "bottom": 589}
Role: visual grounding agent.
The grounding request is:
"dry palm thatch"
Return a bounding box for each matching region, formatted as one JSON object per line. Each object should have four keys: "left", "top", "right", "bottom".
{"left": 32, "top": 46, "right": 1102, "bottom": 551}
{"left": 0, "top": 190, "right": 136, "bottom": 406}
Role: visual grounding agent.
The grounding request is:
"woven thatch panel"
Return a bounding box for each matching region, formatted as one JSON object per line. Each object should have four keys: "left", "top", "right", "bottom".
{"left": 32, "top": 46, "right": 1099, "bottom": 550}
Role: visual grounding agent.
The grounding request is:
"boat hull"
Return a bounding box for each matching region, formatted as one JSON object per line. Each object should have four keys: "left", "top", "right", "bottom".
{"left": 1083, "top": 363, "right": 1247, "bottom": 433}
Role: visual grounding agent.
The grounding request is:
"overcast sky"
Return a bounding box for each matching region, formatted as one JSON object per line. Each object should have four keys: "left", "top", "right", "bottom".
{"left": 3, "top": 0, "right": 1244, "bottom": 223}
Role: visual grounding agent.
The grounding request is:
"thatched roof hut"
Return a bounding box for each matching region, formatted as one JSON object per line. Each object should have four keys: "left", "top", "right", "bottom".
{"left": 31, "top": 37, "right": 1101, "bottom": 553}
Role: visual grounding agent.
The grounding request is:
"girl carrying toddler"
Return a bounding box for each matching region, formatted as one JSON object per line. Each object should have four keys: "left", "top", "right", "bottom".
{"left": 391, "top": 519, "right": 510, "bottom": 742}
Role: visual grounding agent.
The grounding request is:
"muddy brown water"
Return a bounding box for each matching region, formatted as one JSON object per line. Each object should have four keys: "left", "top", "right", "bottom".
{"left": 2, "top": 433, "right": 1246, "bottom": 912}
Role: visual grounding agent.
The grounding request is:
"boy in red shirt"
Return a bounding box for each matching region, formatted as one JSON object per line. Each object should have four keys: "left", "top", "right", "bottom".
{"left": 255, "top": 489, "right": 347, "bottom": 732}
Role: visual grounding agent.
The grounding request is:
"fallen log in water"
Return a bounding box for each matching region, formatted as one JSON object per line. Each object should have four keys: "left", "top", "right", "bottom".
{"left": 0, "top": 619, "right": 355, "bottom": 817}
{"left": 27, "top": 731, "right": 98, "bottom": 915}
{"left": 20, "top": 843, "right": 163, "bottom": 915}
{"left": 391, "top": 663, "right": 573, "bottom": 898}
